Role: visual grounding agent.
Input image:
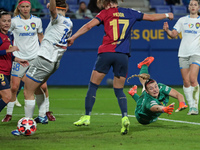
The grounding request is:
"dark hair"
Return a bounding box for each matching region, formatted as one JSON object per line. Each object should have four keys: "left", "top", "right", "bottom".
{"left": 0, "top": 10, "right": 10, "bottom": 18}
{"left": 144, "top": 79, "right": 156, "bottom": 90}
{"left": 56, "top": 0, "right": 67, "bottom": 8}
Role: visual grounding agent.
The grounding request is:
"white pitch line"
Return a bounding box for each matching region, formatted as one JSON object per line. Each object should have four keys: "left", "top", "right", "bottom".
{"left": 2, "top": 113, "right": 200, "bottom": 125}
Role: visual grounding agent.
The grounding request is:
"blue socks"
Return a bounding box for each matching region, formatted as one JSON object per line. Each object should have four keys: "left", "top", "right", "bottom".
{"left": 0, "top": 99, "right": 7, "bottom": 112}
{"left": 85, "top": 82, "right": 99, "bottom": 115}
{"left": 114, "top": 88, "right": 127, "bottom": 117}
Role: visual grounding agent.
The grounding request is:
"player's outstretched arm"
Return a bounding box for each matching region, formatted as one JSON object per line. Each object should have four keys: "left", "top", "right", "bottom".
{"left": 150, "top": 103, "right": 175, "bottom": 115}
{"left": 48, "top": 0, "right": 57, "bottom": 19}
{"left": 68, "top": 18, "right": 100, "bottom": 47}
{"left": 143, "top": 12, "right": 173, "bottom": 21}
{"left": 168, "top": 88, "right": 188, "bottom": 112}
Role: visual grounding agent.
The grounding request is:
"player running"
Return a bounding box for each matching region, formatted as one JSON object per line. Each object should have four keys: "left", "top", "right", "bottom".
{"left": 128, "top": 57, "right": 188, "bottom": 125}
{"left": 68, "top": 0, "right": 174, "bottom": 134}
{"left": 11, "top": 0, "right": 72, "bottom": 135}
{"left": 2, "top": 0, "right": 56, "bottom": 123}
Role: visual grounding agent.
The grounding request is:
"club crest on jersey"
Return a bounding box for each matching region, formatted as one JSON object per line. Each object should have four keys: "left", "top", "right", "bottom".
{"left": 31, "top": 23, "right": 36, "bottom": 30}
{"left": 24, "top": 25, "right": 30, "bottom": 31}
{"left": 1, "top": 81, "right": 6, "bottom": 86}
{"left": 196, "top": 23, "right": 200, "bottom": 29}
{"left": 188, "top": 24, "right": 194, "bottom": 28}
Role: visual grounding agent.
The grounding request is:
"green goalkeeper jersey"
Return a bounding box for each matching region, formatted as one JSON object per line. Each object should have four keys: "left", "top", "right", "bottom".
{"left": 134, "top": 83, "right": 171, "bottom": 125}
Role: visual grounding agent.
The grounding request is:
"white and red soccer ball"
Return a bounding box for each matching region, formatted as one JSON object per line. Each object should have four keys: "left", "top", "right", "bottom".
{"left": 17, "top": 117, "right": 37, "bottom": 136}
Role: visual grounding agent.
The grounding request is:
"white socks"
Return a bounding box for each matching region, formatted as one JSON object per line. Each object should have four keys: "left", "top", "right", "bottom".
{"left": 183, "top": 85, "right": 199, "bottom": 109}
{"left": 35, "top": 94, "right": 46, "bottom": 117}
{"left": 183, "top": 86, "right": 194, "bottom": 108}
{"left": 24, "top": 100, "right": 35, "bottom": 118}
{"left": 45, "top": 96, "right": 50, "bottom": 112}
{"left": 6, "top": 101, "right": 15, "bottom": 115}
{"left": 193, "top": 84, "right": 199, "bottom": 109}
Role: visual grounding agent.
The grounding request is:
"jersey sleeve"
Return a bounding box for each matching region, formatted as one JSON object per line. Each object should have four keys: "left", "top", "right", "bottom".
{"left": 158, "top": 83, "right": 172, "bottom": 95}
{"left": 145, "top": 99, "right": 160, "bottom": 111}
{"left": 95, "top": 10, "right": 106, "bottom": 24}
{"left": 37, "top": 18, "right": 43, "bottom": 33}
{"left": 130, "top": 8, "right": 144, "bottom": 21}
{"left": 0, "top": 37, "right": 7, "bottom": 56}
{"left": 173, "top": 17, "right": 183, "bottom": 33}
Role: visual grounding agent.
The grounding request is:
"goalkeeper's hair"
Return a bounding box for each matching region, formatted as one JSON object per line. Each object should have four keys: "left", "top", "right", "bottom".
{"left": 144, "top": 79, "right": 156, "bottom": 90}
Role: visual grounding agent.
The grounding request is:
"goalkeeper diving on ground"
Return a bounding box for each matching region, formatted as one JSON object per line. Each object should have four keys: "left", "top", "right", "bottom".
{"left": 128, "top": 56, "right": 188, "bottom": 125}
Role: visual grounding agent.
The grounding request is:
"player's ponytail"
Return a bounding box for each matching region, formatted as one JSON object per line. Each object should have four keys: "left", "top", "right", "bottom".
{"left": 127, "top": 74, "right": 150, "bottom": 83}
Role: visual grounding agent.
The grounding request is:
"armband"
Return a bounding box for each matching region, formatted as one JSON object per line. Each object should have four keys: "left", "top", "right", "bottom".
{"left": 0, "top": 50, "right": 6, "bottom": 56}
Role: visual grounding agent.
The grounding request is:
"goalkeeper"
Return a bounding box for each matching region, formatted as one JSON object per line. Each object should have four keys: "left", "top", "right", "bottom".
{"left": 128, "top": 56, "right": 188, "bottom": 125}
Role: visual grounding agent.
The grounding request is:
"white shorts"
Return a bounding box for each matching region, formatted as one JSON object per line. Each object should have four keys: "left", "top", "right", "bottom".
{"left": 26, "top": 56, "right": 60, "bottom": 83}
{"left": 11, "top": 59, "right": 34, "bottom": 78}
{"left": 179, "top": 55, "right": 200, "bottom": 69}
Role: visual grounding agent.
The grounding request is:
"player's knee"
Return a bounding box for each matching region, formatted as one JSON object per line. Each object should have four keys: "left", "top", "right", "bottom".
{"left": 11, "top": 84, "right": 20, "bottom": 93}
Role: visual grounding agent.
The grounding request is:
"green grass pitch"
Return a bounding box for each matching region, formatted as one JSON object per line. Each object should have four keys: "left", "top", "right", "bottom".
{"left": 1, "top": 86, "right": 200, "bottom": 150}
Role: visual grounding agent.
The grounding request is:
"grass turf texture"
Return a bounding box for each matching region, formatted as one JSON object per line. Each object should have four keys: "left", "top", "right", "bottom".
{"left": 1, "top": 86, "right": 200, "bottom": 150}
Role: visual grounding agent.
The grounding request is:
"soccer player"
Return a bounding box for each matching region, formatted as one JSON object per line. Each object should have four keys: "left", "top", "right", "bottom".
{"left": 128, "top": 57, "right": 188, "bottom": 125}
{"left": 0, "top": 10, "right": 29, "bottom": 113}
{"left": 11, "top": 0, "right": 72, "bottom": 135}
{"left": 163, "top": 0, "right": 200, "bottom": 115}
{"left": 2, "top": 0, "right": 56, "bottom": 123}
{"left": 67, "top": 0, "right": 174, "bottom": 134}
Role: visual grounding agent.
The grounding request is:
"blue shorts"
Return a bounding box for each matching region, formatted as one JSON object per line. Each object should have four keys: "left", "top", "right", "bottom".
{"left": 94, "top": 52, "right": 129, "bottom": 78}
{"left": 0, "top": 74, "right": 10, "bottom": 90}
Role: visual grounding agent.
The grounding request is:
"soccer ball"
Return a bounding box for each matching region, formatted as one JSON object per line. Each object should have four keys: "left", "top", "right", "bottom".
{"left": 17, "top": 117, "right": 37, "bottom": 136}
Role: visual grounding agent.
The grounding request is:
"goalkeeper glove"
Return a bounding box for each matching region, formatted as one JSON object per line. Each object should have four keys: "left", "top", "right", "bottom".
{"left": 175, "top": 102, "right": 188, "bottom": 112}
{"left": 128, "top": 85, "right": 137, "bottom": 96}
{"left": 162, "top": 102, "right": 175, "bottom": 115}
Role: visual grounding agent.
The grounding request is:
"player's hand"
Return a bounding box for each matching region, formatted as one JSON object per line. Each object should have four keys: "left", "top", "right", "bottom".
{"left": 6, "top": 46, "right": 19, "bottom": 53}
{"left": 163, "top": 22, "right": 169, "bottom": 31}
{"left": 67, "top": 37, "right": 75, "bottom": 47}
{"left": 168, "top": 13, "right": 174, "bottom": 20}
{"left": 175, "top": 102, "right": 188, "bottom": 112}
{"left": 14, "top": 57, "right": 29, "bottom": 67}
{"left": 162, "top": 102, "right": 175, "bottom": 115}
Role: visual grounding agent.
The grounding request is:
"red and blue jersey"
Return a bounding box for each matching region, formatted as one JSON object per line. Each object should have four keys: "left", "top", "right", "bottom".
{"left": 0, "top": 31, "right": 14, "bottom": 75}
{"left": 95, "top": 7, "right": 143, "bottom": 55}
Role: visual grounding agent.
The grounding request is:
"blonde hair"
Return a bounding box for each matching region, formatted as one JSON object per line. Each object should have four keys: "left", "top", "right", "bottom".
{"left": 127, "top": 74, "right": 150, "bottom": 83}
{"left": 14, "top": 0, "right": 31, "bottom": 16}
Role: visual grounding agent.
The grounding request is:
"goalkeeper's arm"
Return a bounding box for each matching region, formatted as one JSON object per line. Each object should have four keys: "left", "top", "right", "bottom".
{"left": 150, "top": 103, "right": 175, "bottom": 115}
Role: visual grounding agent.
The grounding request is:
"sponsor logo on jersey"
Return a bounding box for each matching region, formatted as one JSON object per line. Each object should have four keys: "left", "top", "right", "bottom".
{"left": 196, "top": 23, "right": 200, "bottom": 29}
{"left": 19, "top": 32, "right": 35, "bottom": 36}
{"left": 31, "top": 22, "right": 36, "bottom": 30}
{"left": 1, "top": 81, "right": 6, "bottom": 86}
{"left": 17, "top": 25, "right": 23, "bottom": 27}
{"left": 188, "top": 24, "right": 194, "bottom": 28}
{"left": 24, "top": 25, "right": 30, "bottom": 31}
{"left": 184, "top": 30, "right": 197, "bottom": 34}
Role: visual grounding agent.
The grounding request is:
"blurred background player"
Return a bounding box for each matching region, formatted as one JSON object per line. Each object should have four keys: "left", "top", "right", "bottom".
{"left": 2, "top": 0, "right": 56, "bottom": 123}
{"left": 68, "top": 0, "right": 174, "bottom": 134}
{"left": 11, "top": 0, "right": 72, "bottom": 135}
{"left": 128, "top": 57, "right": 188, "bottom": 125}
{"left": 0, "top": 10, "right": 29, "bottom": 113}
{"left": 163, "top": 0, "right": 200, "bottom": 115}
